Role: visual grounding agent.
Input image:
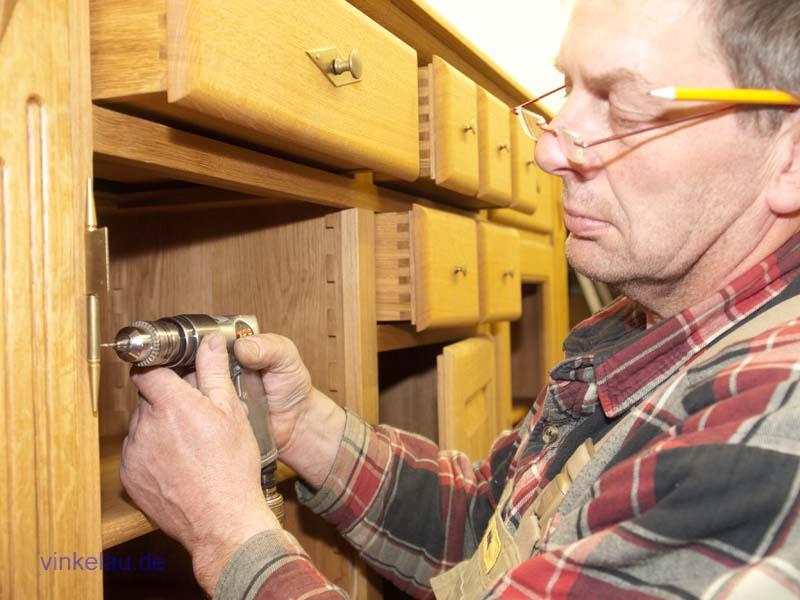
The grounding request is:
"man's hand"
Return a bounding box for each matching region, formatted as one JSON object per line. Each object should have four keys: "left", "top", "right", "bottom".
{"left": 233, "top": 333, "right": 312, "bottom": 453}
{"left": 233, "top": 334, "right": 346, "bottom": 489}
{"left": 121, "top": 332, "right": 278, "bottom": 594}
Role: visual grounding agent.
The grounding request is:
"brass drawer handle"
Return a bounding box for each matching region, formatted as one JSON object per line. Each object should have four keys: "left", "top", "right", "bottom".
{"left": 333, "top": 49, "right": 362, "bottom": 79}
{"left": 498, "top": 143, "right": 509, "bottom": 152}
{"left": 453, "top": 265, "right": 468, "bottom": 276}
{"left": 307, "top": 47, "right": 363, "bottom": 87}
{"left": 463, "top": 120, "right": 476, "bottom": 134}
{"left": 503, "top": 270, "right": 515, "bottom": 278}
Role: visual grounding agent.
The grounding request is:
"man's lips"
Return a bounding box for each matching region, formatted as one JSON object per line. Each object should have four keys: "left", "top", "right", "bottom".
{"left": 562, "top": 208, "right": 610, "bottom": 237}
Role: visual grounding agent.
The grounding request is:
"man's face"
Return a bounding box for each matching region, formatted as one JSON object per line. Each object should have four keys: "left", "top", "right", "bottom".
{"left": 536, "top": 0, "right": 773, "bottom": 291}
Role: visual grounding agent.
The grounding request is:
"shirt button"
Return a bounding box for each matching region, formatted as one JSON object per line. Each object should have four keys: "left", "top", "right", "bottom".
{"left": 542, "top": 425, "right": 559, "bottom": 445}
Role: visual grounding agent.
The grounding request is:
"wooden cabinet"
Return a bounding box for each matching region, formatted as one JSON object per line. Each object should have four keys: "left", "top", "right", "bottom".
{"left": 437, "top": 336, "right": 497, "bottom": 460}
{"left": 420, "top": 55, "right": 480, "bottom": 197}
{"left": 375, "top": 205, "right": 480, "bottom": 331}
{"left": 478, "top": 221, "right": 522, "bottom": 323}
{"left": 509, "top": 111, "right": 539, "bottom": 214}
{"left": 1, "top": 0, "right": 102, "bottom": 597}
{"left": 476, "top": 88, "right": 513, "bottom": 207}
{"left": 2, "top": 0, "right": 570, "bottom": 597}
{"left": 90, "top": 0, "right": 420, "bottom": 181}
{"left": 490, "top": 165, "right": 557, "bottom": 234}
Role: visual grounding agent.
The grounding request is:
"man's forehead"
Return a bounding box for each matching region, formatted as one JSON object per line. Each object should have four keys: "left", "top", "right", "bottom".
{"left": 557, "top": 0, "right": 719, "bottom": 87}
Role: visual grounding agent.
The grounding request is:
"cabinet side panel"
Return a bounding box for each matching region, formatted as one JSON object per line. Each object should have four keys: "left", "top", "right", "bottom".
{"left": 0, "top": 0, "right": 102, "bottom": 597}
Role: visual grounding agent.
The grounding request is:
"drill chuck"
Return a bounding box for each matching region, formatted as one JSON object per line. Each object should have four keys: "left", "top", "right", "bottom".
{"left": 107, "top": 314, "right": 255, "bottom": 368}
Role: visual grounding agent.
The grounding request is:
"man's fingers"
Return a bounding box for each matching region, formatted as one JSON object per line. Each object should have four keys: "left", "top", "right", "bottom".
{"left": 131, "top": 366, "right": 198, "bottom": 410}
{"left": 195, "top": 332, "right": 238, "bottom": 412}
{"left": 234, "top": 334, "right": 299, "bottom": 372}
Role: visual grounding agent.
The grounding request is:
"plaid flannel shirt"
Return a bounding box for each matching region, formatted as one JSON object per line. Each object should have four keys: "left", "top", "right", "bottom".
{"left": 215, "top": 233, "right": 800, "bottom": 600}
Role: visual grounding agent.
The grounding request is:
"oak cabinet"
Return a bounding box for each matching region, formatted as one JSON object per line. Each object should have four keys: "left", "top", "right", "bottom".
{"left": 90, "top": 0, "right": 420, "bottom": 181}
{"left": 478, "top": 221, "right": 522, "bottom": 323}
{"left": 490, "top": 166, "right": 557, "bottom": 234}
{"left": 3, "top": 0, "right": 569, "bottom": 597}
{"left": 420, "top": 55, "right": 481, "bottom": 198}
{"left": 437, "top": 336, "right": 498, "bottom": 460}
{"left": 375, "top": 204, "right": 480, "bottom": 331}
{"left": 379, "top": 335, "right": 499, "bottom": 463}
{"left": 476, "top": 88, "right": 513, "bottom": 207}
{"left": 509, "top": 111, "right": 540, "bottom": 214}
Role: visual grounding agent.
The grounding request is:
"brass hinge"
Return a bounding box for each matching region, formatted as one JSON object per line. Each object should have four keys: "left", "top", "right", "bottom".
{"left": 85, "top": 178, "right": 109, "bottom": 414}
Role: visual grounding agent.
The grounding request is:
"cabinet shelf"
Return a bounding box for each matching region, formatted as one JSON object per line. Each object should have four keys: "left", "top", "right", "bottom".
{"left": 100, "top": 437, "right": 296, "bottom": 549}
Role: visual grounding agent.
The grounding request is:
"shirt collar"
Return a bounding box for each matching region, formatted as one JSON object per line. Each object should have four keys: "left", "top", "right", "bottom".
{"left": 549, "top": 233, "right": 800, "bottom": 419}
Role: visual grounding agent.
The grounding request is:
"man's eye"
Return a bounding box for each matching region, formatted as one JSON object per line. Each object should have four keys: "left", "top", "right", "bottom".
{"left": 610, "top": 110, "right": 645, "bottom": 129}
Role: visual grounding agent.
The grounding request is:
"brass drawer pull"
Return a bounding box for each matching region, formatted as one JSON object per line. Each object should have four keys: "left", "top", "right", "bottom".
{"left": 333, "top": 49, "right": 362, "bottom": 79}
{"left": 307, "top": 47, "right": 363, "bottom": 87}
{"left": 453, "top": 265, "right": 468, "bottom": 276}
{"left": 503, "top": 270, "right": 515, "bottom": 278}
{"left": 463, "top": 120, "right": 476, "bottom": 134}
{"left": 498, "top": 143, "right": 509, "bottom": 152}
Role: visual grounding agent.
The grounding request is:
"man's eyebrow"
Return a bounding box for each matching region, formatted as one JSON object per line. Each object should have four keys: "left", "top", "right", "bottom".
{"left": 586, "top": 68, "right": 652, "bottom": 89}
{"left": 551, "top": 64, "right": 652, "bottom": 89}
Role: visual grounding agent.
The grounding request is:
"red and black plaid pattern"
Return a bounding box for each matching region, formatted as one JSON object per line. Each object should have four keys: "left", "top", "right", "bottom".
{"left": 217, "top": 234, "right": 800, "bottom": 599}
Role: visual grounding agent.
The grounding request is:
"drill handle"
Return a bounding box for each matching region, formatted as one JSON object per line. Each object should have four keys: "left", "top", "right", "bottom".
{"left": 232, "top": 365, "right": 279, "bottom": 468}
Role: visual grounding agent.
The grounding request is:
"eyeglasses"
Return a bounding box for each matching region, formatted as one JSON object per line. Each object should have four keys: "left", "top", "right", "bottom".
{"left": 513, "top": 85, "right": 800, "bottom": 165}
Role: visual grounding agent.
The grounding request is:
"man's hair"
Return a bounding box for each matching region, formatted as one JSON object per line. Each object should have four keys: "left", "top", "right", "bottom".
{"left": 705, "top": 0, "right": 800, "bottom": 132}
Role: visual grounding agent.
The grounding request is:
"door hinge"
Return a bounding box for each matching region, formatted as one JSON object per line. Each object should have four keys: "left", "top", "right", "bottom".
{"left": 85, "top": 178, "right": 109, "bottom": 414}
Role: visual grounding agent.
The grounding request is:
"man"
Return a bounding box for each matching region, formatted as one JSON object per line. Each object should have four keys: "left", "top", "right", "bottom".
{"left": 120, "top": 0, "right": 800, "bottom": 597}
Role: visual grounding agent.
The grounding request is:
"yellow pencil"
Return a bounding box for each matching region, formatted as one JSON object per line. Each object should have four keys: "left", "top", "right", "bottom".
{"left": 650, "top": 87, "right": 800, "bottom": 105}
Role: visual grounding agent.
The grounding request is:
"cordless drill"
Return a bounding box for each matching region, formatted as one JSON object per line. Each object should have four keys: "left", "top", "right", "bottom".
{"left": 104, "top": 314, "right": 284, "bottom": 524}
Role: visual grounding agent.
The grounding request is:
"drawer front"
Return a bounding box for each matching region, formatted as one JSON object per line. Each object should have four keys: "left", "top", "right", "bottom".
{"left": 430, "top": 56, "right": 480, "bottom": 196}
{"left": 489, "top": 167, "right": 557, "bottom": 233}
{"left": 509, "top": 112, "right": 539, "bottom": 214}
{"left": 167, "top": 0, "right": 420, "bottom": 180}
{"left": 477, "top": 88, "right": 513, "bottom": 207}
{"left": 412, "top": 205, "right": 479, "bottom": 330}
{"left": 478, "top": 222, "right": 521, "bottom": 322}
{"left": 437, "top": 336, "right": 496, "bottom": 458}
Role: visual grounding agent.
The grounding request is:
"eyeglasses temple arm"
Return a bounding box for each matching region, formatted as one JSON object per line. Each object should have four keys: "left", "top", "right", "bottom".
{"left": 579, "top": 105, "right": 736, "bottom": 149}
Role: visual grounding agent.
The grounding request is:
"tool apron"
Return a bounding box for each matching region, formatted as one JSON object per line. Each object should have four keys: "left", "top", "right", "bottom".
{"left": 430, "top": 294, "right": 800, "bottom": 600}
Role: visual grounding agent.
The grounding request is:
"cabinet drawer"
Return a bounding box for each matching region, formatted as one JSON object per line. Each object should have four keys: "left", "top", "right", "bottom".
{"left": 476, "top": 88, "right": 513, "bottom": 207}
{"left": 421, "top": 56, "right": 480, "bottom": 197}
{"left": 478, "top": 222, "right": 521, "bottom": 322}
{"left": 489, "top": 166, "right": 557, "bottom": 233}
{"left": 509, "top": 112, "right": 538, "bottom": 214}
{"left": 375, "top": 205, "right": 479, "bottom": 331}
{"left": 437, "top": 336, "right": 497, "bottom": 458}
{"left": 91, "top": 0, "right": 420, "bottom": 180}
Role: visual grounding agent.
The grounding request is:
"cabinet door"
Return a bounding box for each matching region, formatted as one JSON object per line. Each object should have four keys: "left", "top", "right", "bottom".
{"left": 509, "top": 111, "right": 539, "bottom": 214}
{"left": 430, "top": 55, "right": 480, "bottom": 196}
{"left": 476, "top": 88, "right": 513, "bottom": 206}
{"left": 1, "top": 0, "right": 102, "bottom": 596}
{"left": 412, "top": 205, "right": 480, "bottom": 331}
{"left": 437, "top": 337, "right": 497, "bottom": 459}
{"left": 478, "top": 222, "right": 522, "bottom": 322}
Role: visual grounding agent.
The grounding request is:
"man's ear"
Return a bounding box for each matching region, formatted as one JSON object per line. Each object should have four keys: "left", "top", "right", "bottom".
{"left": 765, "top": 111, "right": 800, "bottom": 216}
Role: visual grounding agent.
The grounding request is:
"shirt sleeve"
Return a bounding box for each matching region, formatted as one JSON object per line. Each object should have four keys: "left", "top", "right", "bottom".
{"left": 213, "top": 529, "right": 346, "bottom": 600}
{"left": 293, "top": 409, "right": 522, "bottom": 598}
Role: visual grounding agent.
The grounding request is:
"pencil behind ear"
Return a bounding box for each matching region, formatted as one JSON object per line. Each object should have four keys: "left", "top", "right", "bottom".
{"left": 765, "top": 111, "right": 800, "bottom": 215}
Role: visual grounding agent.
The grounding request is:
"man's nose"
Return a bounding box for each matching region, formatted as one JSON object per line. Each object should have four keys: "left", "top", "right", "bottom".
{"left": 533, "top": 129, "right": 565, "bottom": 175}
